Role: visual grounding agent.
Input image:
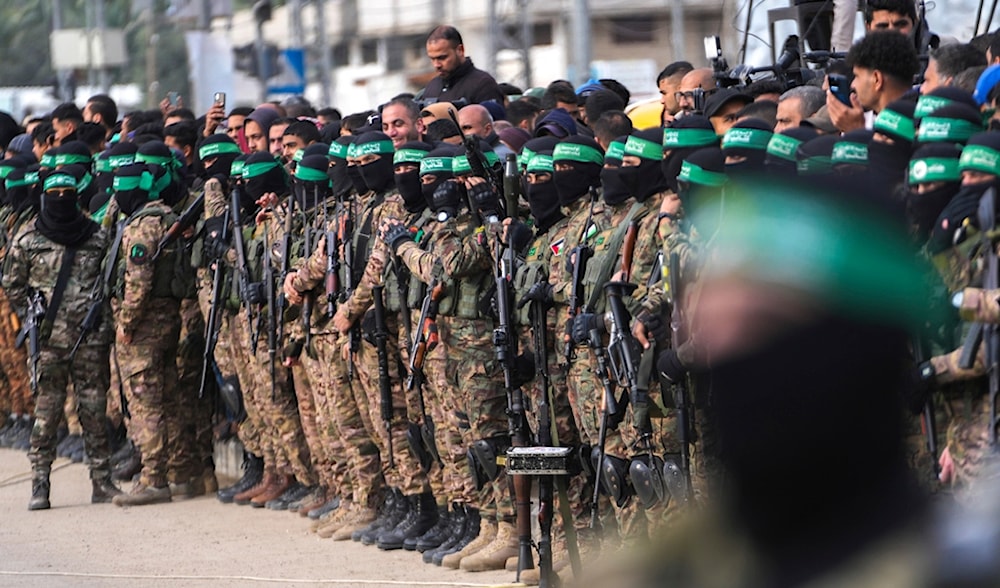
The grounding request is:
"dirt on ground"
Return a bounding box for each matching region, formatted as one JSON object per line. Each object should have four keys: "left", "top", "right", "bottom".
{"left": 0, "top": 448, "right": 522, "bottom": 588}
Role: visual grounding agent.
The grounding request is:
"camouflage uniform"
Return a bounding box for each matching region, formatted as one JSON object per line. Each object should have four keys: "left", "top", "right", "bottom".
{"left": 2, "top": 219, "right": 113, "bottom": 479}
{"left": 0, "top": 206, "right": 36, "bottom": 422}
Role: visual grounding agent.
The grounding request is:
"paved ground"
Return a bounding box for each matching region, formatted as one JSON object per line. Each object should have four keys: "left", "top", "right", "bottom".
{"left": 0, "top": 448, "right": 521, "bottom": 588}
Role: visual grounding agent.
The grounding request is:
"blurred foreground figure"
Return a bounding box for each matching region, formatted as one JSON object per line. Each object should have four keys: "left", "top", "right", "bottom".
{"left": 582, "top": 178, "right": 1000, "bottom": 587}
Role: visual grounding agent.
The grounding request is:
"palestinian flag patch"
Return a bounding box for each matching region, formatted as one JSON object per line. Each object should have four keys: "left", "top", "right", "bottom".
{"left": 550, "top": 238, "right": 565, "bottom": 256}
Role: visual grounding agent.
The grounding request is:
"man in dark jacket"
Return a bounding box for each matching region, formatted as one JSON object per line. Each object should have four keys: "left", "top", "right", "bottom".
{"left": 422, "top": 26, "right": 504, "bottom": 106}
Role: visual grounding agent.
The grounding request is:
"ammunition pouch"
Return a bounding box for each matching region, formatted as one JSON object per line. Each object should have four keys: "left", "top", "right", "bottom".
{"left": 468, "top": 435, "right": 511, "bottom": 490}
{"left": 361, "top": 309, "right": 377, "bottom": 346}
{"left": 575, "top": 444, "right": 595, "bottom": 482}
{"left": 592, "top": 449, "right": 632, "bottom": 507}
{"left": 220, "top": 376, "right": 246, "bottom": 423}
{"left": 661, "top": 454, "right": 689, "bottom": 506}
{"left": 243, "top": 281, "right": 265, "bottom": 306}
{"left": 407, "top": 422, "right": 434, "bottom": 473}
{"left": 629, "top": 453, "right": 667, "bottom": 509}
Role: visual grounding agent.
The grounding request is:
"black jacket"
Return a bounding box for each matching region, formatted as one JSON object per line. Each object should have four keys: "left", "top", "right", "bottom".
{"left": 422, "top": 58, "right": 504, "bottom": 106}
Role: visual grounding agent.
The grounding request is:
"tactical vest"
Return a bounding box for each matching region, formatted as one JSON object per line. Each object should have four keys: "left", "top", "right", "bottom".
{"left": 581, "top": 202, "right": 645, "bottom": 315}
{"left": 391, "top": 209, "right": 434, "bottom": 314}
{"left": 514, "top": 228, "right": 562, "bottom": 327}
{"left": 433, "top": 213, "right": 494, "bottom": 320}
{"left": 113, "top": 205, "right": 197, "bottom": 301}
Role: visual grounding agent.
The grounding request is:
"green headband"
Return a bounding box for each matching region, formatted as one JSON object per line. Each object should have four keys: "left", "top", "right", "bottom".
{"left": 678, "top": 160, "right": 727, "bottom": 187}
{"left": 394, "top": 148, "right": 430, "bottom": 165}
{"left": 94, "top": 157, "right": 112, "bottom": 174}
{"left": 917, "top": 117, "right": 982, "bottom": 143}
{"left": 0, "top": 164, "right": 18, "bottom": 179}
{"left": 230, "top": 159, "right": 245, "bottom": 177}
{"left": 40, "top": 153, "right": 57, "bottom": 167}
{"left": 797, "top": 155, "right": 833, "bottom": 175}
{"left": 295, "top": 165, "right": 329, "bottom": 183}
{"left": 43, "top": 173, "right": 77, "bottom": 192}
{"left": 113, "top": 171, "right": 154, "bottom": 193}
{"left": 700, "top": 184, "right": 931, "bottom": 330}
{"left": 452, "top": 155, "right": 472, "bottom": 174}
{"left": 624, "top": 135, "right": 663, "bottom": 161}
{"left": 873, "top": 108, "right": 915, "bottom": 142}
{"left": 329, "top": 142, "right": 349, "bottom": 160}
{"left": 243, "top": 160, "right": 281, "bottom": 179}
{"left": 484, "top": 151, "right": 500, "bottom": 167}
{"left": 721, "top": 127, "right": 772, "bottom": 152}
{"left": 663, "top": 128, "right": 718, "bottom": 149}
{"left": 420, "top": 156, "right": 454, "bottom": 175}
{"left": 526, "top": 154, "right": 554, "bottom": 174}
{"left": 553, "top": 142, "right": 604, "bottom": 166}
{"left": 6, "top": 172, "right": 38, "bottom": 189}
{"left": 352, "top": 140, "right": 394, "bottom": 157}
{"left": 293, "top": 149, "right": 305, "bottom": 163}
{"left": 136, "top": 153, "right": 175, "bottom": 168}
{"left": 605, "top": 140, "right": 626, "bottom": 162}
{"left": 766, "top": 134, "right": 803, "bottom": 162}
{"left": 108, "top": 153, "right": 136, "bottom": 170}
{"left": 831, "top": 142, "right": 869, "bottom": 165}
{"left": 55, "top": 153, "right": 92, "bottom": 166}
{"left": 77, "top": 171, "right": 93, "bottom": 193}
{"left": 914, "top": 95, "right": 953, "bottom": 120}
{"left": 909, "top": 157, "right": 961, "bottom": 184}
{"left": 960, "top": 144, "right": 1000, "bottom": 175}
{"left": 199, "top": 141, "right": 242, "bottom": 161}
{"left": 518, "top": 147, "right": 537, "bottom": 169}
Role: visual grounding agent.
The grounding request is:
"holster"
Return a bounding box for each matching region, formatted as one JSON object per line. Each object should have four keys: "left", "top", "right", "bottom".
{"left": 629, "top": 453, "right": 666, "bottom": 509}
{"left": 468, "top": 435, "right": 511, "bottom": 490}
{"left": 220, "top": 376, "right": 246, "bottom": 423}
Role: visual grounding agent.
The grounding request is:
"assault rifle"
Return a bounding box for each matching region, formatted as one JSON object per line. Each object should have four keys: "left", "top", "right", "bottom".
{"left": 406, "top": 281, "right": 446, "bottom": 469}
{"left": 323, "top": 196, "right": 340, "bottom": 319}
{"left": 666, "top": 251, "right": 694, "bottom": 505}
{"left": 15, "top": 291, "right": 45, "bottom": 396}
{"left": 70, "top": 220, "right": 126, "bottom": 364}
{"left": 152, "top": 192, "right": 204, "bottom": 262}
{"left": 230, "top": 188, "right": 260, "bottom": 352}
{"left": 200, "top": 207, "right": 231, "bottom": 399}
{"left": 262, "top": 216, "right": 278, "bottom": 399}
{"left": 373, "top": 283, "right": 395, "bottom": 469}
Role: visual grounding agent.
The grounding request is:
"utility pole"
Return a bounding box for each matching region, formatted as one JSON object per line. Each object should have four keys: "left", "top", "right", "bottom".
{"left": 569, "top": 0, "right": 591, "bottom": 86}
{"left": 96, "top": 0, "right": 111, "bottom": 93}
{"left": 315, "top": 0, "right": 332, "bottom": 108}
{"left": 146, "top": 5, "right": 159, "bottom": 108}
{"left": 519, "top": 0, "right": 533, "bottom": 88}
{"left": 52, "top": 0, "right": 73, "bottom": 103}
{"left": 671, "top": 0, "right": 685, "bottom": 64}
{"left": 486, "top": 0, "right": 498, "bottom": 77}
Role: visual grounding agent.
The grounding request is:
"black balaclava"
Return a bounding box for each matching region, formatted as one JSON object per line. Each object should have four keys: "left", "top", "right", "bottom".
{"left": 764, "top": 126, "right": 819, "bottom": 177}
{"left": 796, "top": 135, "right": 840, "bottom": 177}
{"left": 6, "top": 165, "right": 41, "bottom": 215}
{"left": 662, "top": 114, "right": 719, "bottom": 192}
{"left": 518, "top": 136, "right": 560, "bottom": 172}
{"left": 420, "top": 144, "right": 460, "bottom": 210}
{"left": 198, "top": 134, "right": 242, "bottom": 182}
{"left": 928, "top": 132, "right": 1000, "bottom": 252}
{"left": 831, "top": 129, "right": 875, "bottom": 176}
{"left": 620, "top": 127, "right": 669, "bottom": 201}
{"left": 601, "top": 136, "right": 631, "bottom": 206}
{"left": 243, "top": 151, "right": 288, "bottom": 202}
{"left": 353, "top": 131, "right": 395, "bottom": 194}
{"left": 393, "top": 140, "right": 434, "bottom": 213}
{"left": 57, "top": 163, "right": 97, "bottom": 212}
{"left": 906, "top": 143, "right": 962, "bottom": 243}
{"left": 870, "top": 99, "right": 917, "bottom": 183}
{"left": 36, "top": 168, "right": 99, "bottom": 247}
{"left": 113, "top": 163, "right": 161, "bottom": 217}
{"left": 0, "top": 156, "right": 29, "bottom": 207}
{"left": 677, "top": 147, "right": 727, "bottom": 227}
{"left": 721, "top": 118, "right": 773, "bottom": 177}
{"left": 293, "top": 153, "right": 331, "bottom": 212}
{"left": 552, "top": 135, "right": 603, "bottom": 207}
{"left": 524, "top": 150, "right": 563, "bottom": 232}
{"left": 55, "top": 140, "right": 94, "bottom": 171}
{"left": 328, "top": 135, "right": 356, "bottom": 200}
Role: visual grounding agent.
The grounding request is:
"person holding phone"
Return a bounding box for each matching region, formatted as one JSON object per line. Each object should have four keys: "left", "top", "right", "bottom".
{"left": 827, "top": 32, "right": 919, "bottom": 134}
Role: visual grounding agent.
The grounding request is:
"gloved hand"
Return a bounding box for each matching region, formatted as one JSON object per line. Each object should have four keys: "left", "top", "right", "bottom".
{"left": 381, "top": 222, "right": 414, "bottom": 254}
{"left": 571, "top": 312, "right": 604, "bottom": 345}
{"left": 360, "top": 309, "right": 377, "bottom": 345}
{"left": 507, "top": 220, "right": 534, "bottom": 253}
{"left": 202, "top": 215, "right": 229, "bottom": 261}
{"left": 468, "top": 180, "right": 500, "bottom": 220}
{"left": 511, "top": 352, "right": 537, "bottom": 389}
{"left": 657, "top": 349, "right": 687, "bottom": 383}
{"left": 282, "top": 339, "right": 304, "bottom": 361}
{"left": 518, "top": 281, "right": 553, "bottom": 309}
{"left": 636, "top": 309, "right": 669, "bottom": 346}
{"left": 242, "top": 281, "right": 264, "bottom": 306}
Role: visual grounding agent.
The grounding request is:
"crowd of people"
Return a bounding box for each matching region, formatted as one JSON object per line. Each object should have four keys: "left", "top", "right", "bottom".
{"left": 2, "top": 1, "right": 1000, "bottom": 584}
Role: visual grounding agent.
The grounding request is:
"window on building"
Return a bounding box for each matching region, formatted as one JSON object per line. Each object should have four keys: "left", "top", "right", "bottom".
{"left": 331, "top": 42, "right": 349, "bottom": 66}
{"left": 361, "top": 39, "right": 378, "bottom": 65}
{"left": 610, "top": 18, "right": 656, "bottom": 44}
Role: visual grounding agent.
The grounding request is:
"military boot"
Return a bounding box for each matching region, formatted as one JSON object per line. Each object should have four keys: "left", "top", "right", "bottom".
{"left": 331, "top": 506, "right": 378, "bottom": 541}
{"left": 297, "top": 486, "right": 328, "bottom": 516}
{"left": 112, "top": 483, "right": 171, "bottom": 507}
{"left": 308, "top": 495, "right": 341, "bottom": 520}
{"left": 360, "top": 489, "right": 409, "bottom": 545}
{"left": 250, "top": 474, "right": 293, "bottom": 508}
{"left": 460, "top": 520, "right": 520, "bottom": 572}
{"left": 92, "top": 476, "right": 124, "bottom": 503}
{"left": 233, "top": 470, "right": 277, "bottom": 505}
{"left": 423, "top": 504, "right": 467, "bottom": 563}
{"left": 412, "top": 505, "right": 452, "bottom": 552}
{"left": 351, "top": 488, "right": 398, "bottom": 543}
{"left": 378, "top": 492, "right": 439, "bottom": 551}
{"left": 28, "top": 474, "right": 50, "bottom": 511}
{"left": 111, "top": 450, "right": 142, "bottom": 482}
{"left": 265, "top": 480, "right": 310, "bottom": 510}
{"left": 217, "top": 453, "right": 263, "bottom": 503}
{"left": 432, "top": 506, "right": 480, "bottom": 566}
{"left": 12, "top": 418, "right": 33, "bottom": 451}
{"left": 315, "top": 500, "right": 356, "bottom": 537}
{"left": 442, "top": 516, "right": 497, "bottom": 569}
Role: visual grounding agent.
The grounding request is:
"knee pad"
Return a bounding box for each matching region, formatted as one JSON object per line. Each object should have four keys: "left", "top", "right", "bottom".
{"left": 629, "top": 453, "right": 666, "bottom": 509}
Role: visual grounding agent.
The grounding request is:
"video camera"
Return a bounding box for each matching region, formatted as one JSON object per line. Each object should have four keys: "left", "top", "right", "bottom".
{"left": 707, "top": 34, "right": 844, "bottom": 94}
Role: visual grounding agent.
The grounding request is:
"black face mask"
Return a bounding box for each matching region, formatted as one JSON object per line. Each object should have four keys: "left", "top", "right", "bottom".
{"left": 245, "top": 169, "right": 287, "bottom": 201}
{"left": 358, "top": 156, "right": 394, "bottom": 194}
{"left": 907, "top": 182, "right": 960, "bottom": 244}
{"left": 347, "top": 164, "right": 368, "bottom": 195}
{"left": 867, "top": 141, "right": 911, "bottom": 180}
{"left": 990, "top": 119, "right": 1000, "bottom": 132}
{"left": 661, "top": 147, "right": 698, "bottom": 193}
{"left": 928, "top": 181, "right": 992, "bottom": 254}
{"left": 37, "top": 190, "right": 99, "bottom": 247}
{"left": 293, "top": 182, "right": 327, "bottom": 212}
{"left": 527, "top": 179, "right": 561, "bottom": 229}
{"left": 114, "top": 188, "right": 149, "bottom": 217}
{"left": 431, "top": 179, "right": 464, "bottom": 220}
{"left": 395, "top": 169, "right": 425, "bottom": 213}
{"left": 601, "top": 166, "right": 631, "bottom": 206}
{"left": 724, "top": 152, "right": 766, "bottom": 179}
{"left": 620, "top": 158, "right": 667, "bottom": 202}
{"left": 204, "top": 154, "right": 238, "bottom": 182}
{"left": 554, "top": 162, "right": 600, "bottom": 207}
{"left": 329, "top": 161, "right": 352, "bottom": 199}
{"left": 679, "top": 182, "right": 725, "bottom": 235}
{"left": 421, "top": 174, "right": 451, "bottom": 209}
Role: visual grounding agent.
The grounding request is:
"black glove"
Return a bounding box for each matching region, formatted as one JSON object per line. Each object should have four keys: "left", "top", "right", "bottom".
{"left": 360, "top": 309, "right": 376, "bottom": 345}
{"left": 507, "top": 220, "right": 534, "bottom": 253}
{"left": 381, "top": 222, "right": 413, "bottom": 254}
{"left": 202, "top": 215, "right": 229, "bottom": 261}
{"left": 657, "top": 349, "right": 687, "bottom": 383}
{"left": 282, "top": 339, "right": 304, "bottom": 361}
{"left": 511, "top": 352, "right": 537, "bottom": 389}
{"left": 242, "top": 281, "right": 264, "bottom": 306}
{"left": 518, "top": 281, "right": 553, "bottom": 309}
{"left": 468, "top": 181, "right": 500, "bottom": 220}
{"left": 571, "top": 312, "right": 604, "bottom": 345}
{"left": 636, "top": 309, "right": 669, "bottom": 345}
{"left": 905, "top": 360, "right": 935, "bottom": 415}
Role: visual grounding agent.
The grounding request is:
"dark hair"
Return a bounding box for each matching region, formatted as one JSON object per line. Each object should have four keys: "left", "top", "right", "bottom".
{"left": 957, "top": 65, "right": 989, "bottom": 95}
{"left": 498, "top": 83, "right": 523, "bottom": 96}
{"left": 591, "top": 110, "right": 633, "bottom": 146}
{"left": 165, "top": 108, "right": 196, "bottom": 122}
{"left": 427, "top": 25, "right": 463, "bottom": 47}
{"left": 506, "top": 100, "right": 542, "bottom": 129}
{"left": 283, "top": 120, "right": 322, "bottom": 145}
{"left": 125, "top": 109, "right": 168, "bottom": 132}
{"left": 847, "top": 31, "right": 920, "bottom": 87}
{"left": 931, "top": 43, "right": 987, "bottom": 80}
{"left": 584, "top": 89, "right": 626, "bottom": 124}
{"left": 31, "top": 121, "right": 55, "bottom": 145}
{"left": 164, "top": 121, "right": 199, "bottom": 150}
{"left": 971, "top": 32, "right": 994, "bottom": 55}
{"left": 735, "top": 100, "right": 778, "bottom": 128}
{"left": 342, "top": 111, "right": 376, "bottom": 134}
{"left": 746, "top": 79, "right": 787, "bottom": 99}
{"left": 383, "top": 97, "right": 421, "bottom": 122}
{"left": 76, "top": 122, "right": 107, "bottom": 152}
{"left": 51, "top": 102, "right": 83, "bottom": 123}
{"left": 320, "top": 121, "right": 341, "bottom": 143}
{"left": 86, "top": 94, "right": 118, "bottom": 127}
{"left": 282, "top": 95, "right": 316, "bottom": 118}
{"left": 425, "top": 119, "right": 461, "bottom": 143}
{"left": 657, "top": 61, "right": 694, "bottom": 84}
{"left": 228, "top": 106, "right": 254, "bottom": 118}
{"left": 864, "top": 0, "right": 917, "bottom": 24}
{"left": 317, "top": 107, "right": 342, "bottom": 121}
{"left": 541, "top": 81, "right": 577, "bottom": 110}
{"left": 598, "top": 79, "right": 631, "bottom": 106}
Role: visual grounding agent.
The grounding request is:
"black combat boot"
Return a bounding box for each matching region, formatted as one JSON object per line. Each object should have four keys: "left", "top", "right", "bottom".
{"left": 109, "top": 439, "right": 135, "bottom": 468}
{"left": 111, "top": 449, "right": 141, "bottom": 482}
{"left": 92, "top": 476, "right": 124, "bottom": 503}
{"left": 28, "top": 474, "right": 50, "bottom": 511}
{"left": 378, "top": 491, "right": 439, "bottom": 551}
{"left": 425, "top": 504, "right": 471, "bottom": 564}
{"left": 411, "top": 504, "right": 450, "bottom": 551}
{"left": 358, "top": 488, "right": 408, "bottom": 544}
{"left": 433, "top": 506, "right": 480, "bottom": 565}
{"left": 217, "top": 453, "right": 263, "bottom": 503}
{"left": 265, "top": 480, "right": 309, "bottom": 510}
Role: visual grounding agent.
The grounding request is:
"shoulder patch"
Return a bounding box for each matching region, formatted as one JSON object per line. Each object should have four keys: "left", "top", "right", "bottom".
{"left": 129, "top": 243, "right": 149, "bottom": 265}
{"left": 527, "top": 246, "right": 538, "bottom": 258}
{"left": 550, "top": 239, "right": 565, "bottom": 256}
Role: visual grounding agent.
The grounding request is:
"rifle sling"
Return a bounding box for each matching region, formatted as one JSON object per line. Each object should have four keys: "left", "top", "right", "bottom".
{"left": 584, "top": 202, "right": 643, "bottom": 312}
{"left": 41, "top": 246, "right": 79, "bottom": 339}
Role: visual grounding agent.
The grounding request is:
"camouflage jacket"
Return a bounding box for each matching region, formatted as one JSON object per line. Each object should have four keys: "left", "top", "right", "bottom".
{"left": 114, "top": 201, "right": 175, "bottom": 333}
{"left": 2, "top": 219, "right": 111, "bottom": 349}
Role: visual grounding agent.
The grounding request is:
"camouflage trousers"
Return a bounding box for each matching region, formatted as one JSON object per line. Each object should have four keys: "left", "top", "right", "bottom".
{"left": 399, "top": 309, "right": 446, "bottom": 505}
{"left": 299, "top": 341, "right": 351, "bottom": 494}
{"left": 355, "top": 312, "right": 431, "bottom": 497}
{"left": 30, "top": 344, "right": 112, "bottom": 479}
{"left": 313, "top": 331, "right": 383, "bottom": 508}
{"left": 0, "top": 288, "right": 31, "bottom": 415}
{"left": 944, "top": 392, "right": 1000, "bottom": 504}
{"left": 115, "top": 298, "right": 189, "bottom": 488}
{"left": 176, "top": 297, "right": 215, "bottom": 476}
